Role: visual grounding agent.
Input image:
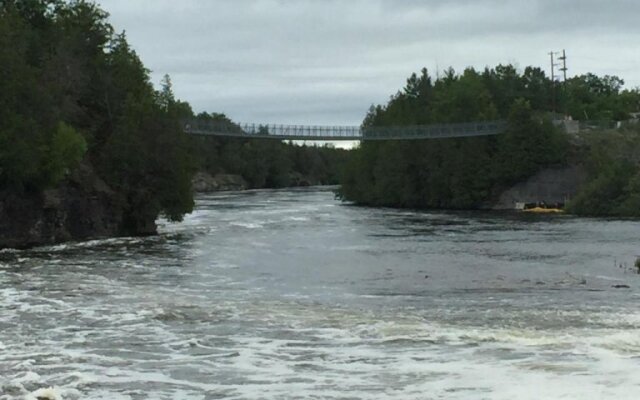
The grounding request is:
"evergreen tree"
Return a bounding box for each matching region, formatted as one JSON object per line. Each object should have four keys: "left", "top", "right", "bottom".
{"left": 0, "top": 0, "right": 196, "bottom": 234}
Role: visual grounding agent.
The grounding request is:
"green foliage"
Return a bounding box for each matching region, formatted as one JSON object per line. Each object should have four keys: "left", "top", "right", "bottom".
{"left": 98, "top": 68, "right": 197, "bottom": 227}
{"left": 616, "top": 172, "right": 640, "bottom": 216}
{"left": 339, "top": 67, "right": 571, "bottom": 209}
{"left": 189, "top": 113, "right": 349, "bottom": 189}
{"left": 44, "top": 122, "right": 87, "bottom": 184}
{"left": 562, "top": 74, "right": 638, "bottom": 120}
{"left": 566, "top": 127, "right": 640, "bottom": 217}
{"left": 495, "top": 99, "right": 569, "bottom": 183}
{"left": 0, "top": 0, "right": 195, "bottom": 233}
{"left": 343, "top": 63, "right": 639, "bottom": 212}
{"left": 566, "top": 160, "right": 634, "bottom": 216}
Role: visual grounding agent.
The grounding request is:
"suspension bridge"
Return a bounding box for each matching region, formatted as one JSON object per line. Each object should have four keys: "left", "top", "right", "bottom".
{"left": 184, "top": 119, "right": 508, "bottom": 141}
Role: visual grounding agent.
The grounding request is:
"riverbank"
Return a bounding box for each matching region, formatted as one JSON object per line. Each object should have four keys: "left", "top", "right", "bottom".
{"left": 491, "top": 164, "right": 587, "bottom": 210}
{"left": 191, "top": 170, "right": 320, "bottom": 193}
{"left": 0, "top": 166, "right": 334, "bottom": 250}
{"left": 0, "top": 163, "right": 156, "bottom": 250}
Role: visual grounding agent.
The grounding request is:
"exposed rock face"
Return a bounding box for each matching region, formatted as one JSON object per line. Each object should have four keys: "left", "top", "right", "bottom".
{"left": 0, "top": 163, "right": 128, "bottom": 249}
{"left": 192, "top": 172, "right": 248, "bottom": 192}
{"left": 288, "top": 172, "right": 313, "bottom": 187}
{"left": 492, "top": 165, "right": 588, "bottom": 210}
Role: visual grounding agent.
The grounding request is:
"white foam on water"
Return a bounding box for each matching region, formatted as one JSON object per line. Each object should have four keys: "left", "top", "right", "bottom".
{"left": 2, "top": 189, "right": 640, "bottom": 399}
{"left": 219, "top": 322, "right": 640, "bottom": 400}
{"left": 215, "top": 297, "right": 640, "bottom": 398}
{"left": 25, "top": 387, "right": 62, "bottom": 400}
{"left": 284, "top": 216, "right": 310, "bottom": 222}
{"left": 3, "top": 317, "right": 638, "bottom": 399}
{"left": 228, "top": 221, "right": 263, "bottom": 229}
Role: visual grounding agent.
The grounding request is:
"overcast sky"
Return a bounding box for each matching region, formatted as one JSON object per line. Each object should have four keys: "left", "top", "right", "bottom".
{"left": 98, "top": 0, "right": 640, "bottom": 126}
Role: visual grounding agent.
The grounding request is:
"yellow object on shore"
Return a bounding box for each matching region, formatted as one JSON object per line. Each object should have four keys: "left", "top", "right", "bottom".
{"left": 522, "top": 207, "right": 564, "bottom": 214}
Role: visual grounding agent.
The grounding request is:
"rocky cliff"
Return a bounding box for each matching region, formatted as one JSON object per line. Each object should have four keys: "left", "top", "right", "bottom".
{"left": 0, "top": 163, "right": 143, "bottom": 249}
{"left": 492, "top": 165, "right": 588, "bottom": 209}
{"left": 0, "top": 163, "right": 591, "bottom": 249}
{"left": 191, "top": 171, "right": 318, "bottom": 192}
{"left": 192, "top": 172, "right": 248, "bottom": 192}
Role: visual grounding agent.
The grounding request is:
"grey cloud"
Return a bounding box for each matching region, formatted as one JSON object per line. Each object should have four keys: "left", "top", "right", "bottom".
{"left": 98, "top": 0, "right": 640, "bottom": 125}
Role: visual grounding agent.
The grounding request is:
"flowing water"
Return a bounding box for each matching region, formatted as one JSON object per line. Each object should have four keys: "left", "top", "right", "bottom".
{"left": 1, "top": 187, "right": 639, "bottom": 400}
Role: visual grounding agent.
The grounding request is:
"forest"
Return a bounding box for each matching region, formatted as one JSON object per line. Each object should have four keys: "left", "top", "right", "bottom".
{"left": 186, "top": 113, "right": 350, "bottom": 189}
{"left": 0, "top": 0, "right": 348, "bottom": 242}
{"left": 339, "top": 65, "right": 640, "bottom": 215}
{"left": 0, "top": 0, "right": 197, "bottom": 233}
{"left": 566, "top": 126, "right": 640, "bottom": 217}
{"left": 2, "top": 0, "right": 640, "bottom": 249}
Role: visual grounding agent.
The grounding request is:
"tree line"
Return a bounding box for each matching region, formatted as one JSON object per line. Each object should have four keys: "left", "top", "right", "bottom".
{"left": 183, "top": 112, "right": 349, "bottom": 189}
{"left": 0, "top": 0, "right": 349, "bottom": 236}
{"left": 339, "top": 65, "right": 640, "bottom": 214}
{"left": 0, "top": 0, "right": 198, "bottom": 232}
{"left": 567, "top": 126, "right": 640, "bottom": 217}
{"left": 2, "top": 0, "right": 639, "bottom": 234}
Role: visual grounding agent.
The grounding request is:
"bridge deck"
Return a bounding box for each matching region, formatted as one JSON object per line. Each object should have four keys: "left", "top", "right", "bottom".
{"left": 185, "top": 120, "right": 507, "bottom": 141}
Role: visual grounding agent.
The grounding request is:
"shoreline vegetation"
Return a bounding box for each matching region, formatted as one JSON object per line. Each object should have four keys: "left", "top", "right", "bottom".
{"left": 338, "top": 66, "right": 640, "bottom": 217}
{"left": 1, "top": 0, "right": 639, "bottom": 250}
{"left": 191, "top": 113, "right": 349, "bottom": 191}
{"left": 0, "top": 0, "right": 347, "bottom": 249}
{"left": 1, "top": 0, "right": 196, "bottom": 246}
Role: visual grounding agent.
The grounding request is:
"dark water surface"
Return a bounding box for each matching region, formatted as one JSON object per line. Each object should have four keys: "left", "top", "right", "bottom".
{"left": 1, "top": 188, "right": 639, "bottom": 399}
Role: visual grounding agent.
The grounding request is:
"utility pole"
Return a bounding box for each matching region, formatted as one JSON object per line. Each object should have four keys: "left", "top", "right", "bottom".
{"left": 549, "top": 51, "right": 557, "bottom": 114}
{"left": 558, "top": 49, "right": 568, "bottom": 84}
{"left": 549, "top": 50, "right": 567, "bottom": 115}
{"left": 558, "top": 49, "right": 568, "bottom": 116}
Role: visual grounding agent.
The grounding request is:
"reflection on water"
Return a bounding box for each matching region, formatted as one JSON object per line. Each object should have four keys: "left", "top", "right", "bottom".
{"left": 1, "top": 187, "right": 639, "bottom": 399}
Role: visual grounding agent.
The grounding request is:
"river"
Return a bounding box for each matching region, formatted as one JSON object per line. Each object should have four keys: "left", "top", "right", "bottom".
{"left": 1, "top": 187, "right": 639, "bottom": 399}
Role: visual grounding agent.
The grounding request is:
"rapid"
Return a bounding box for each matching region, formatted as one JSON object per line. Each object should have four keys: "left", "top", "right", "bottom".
{"left": 1, "top": 188, "right": 639, "bottom": 399}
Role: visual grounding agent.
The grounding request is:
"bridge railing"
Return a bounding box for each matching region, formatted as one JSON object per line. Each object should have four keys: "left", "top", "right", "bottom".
{"left": 184, "top": 120, "right": 363, "bottom": 139}
{"left": 362, "top": 121, "right": 506, "bottom": 139}
{"left": 183, "top": 119, "right": 507, "bottom": 140}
